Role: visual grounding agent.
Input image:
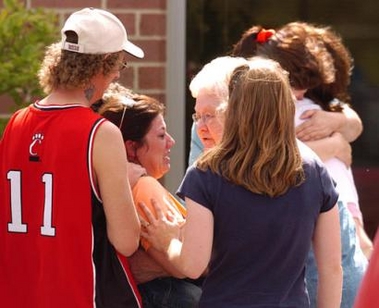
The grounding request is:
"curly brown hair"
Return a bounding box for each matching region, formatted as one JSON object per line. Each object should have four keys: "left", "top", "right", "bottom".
{"left": 38, "top": 42, "right": 124, "bottom": 94}
{"left": 231, "top": 23, "right": 335, "bottom": 92}
{"left": 232, "top": 22, "right": 352, "bottom": 112}
{"left": 302, "top": 23, "right": 354, "bottom": 110}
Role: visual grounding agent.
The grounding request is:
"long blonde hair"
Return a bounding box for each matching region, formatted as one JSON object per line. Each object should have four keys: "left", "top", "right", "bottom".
{"left": 197, "top": 57, "right": 304, "bottom": 197}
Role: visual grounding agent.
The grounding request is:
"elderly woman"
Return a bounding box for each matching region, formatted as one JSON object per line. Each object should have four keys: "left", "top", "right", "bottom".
{"left": 97, "top": 83, "right": 201, "bottom": 308}
{"left": 188, "top": 56, "right": 248, "bottom": 165}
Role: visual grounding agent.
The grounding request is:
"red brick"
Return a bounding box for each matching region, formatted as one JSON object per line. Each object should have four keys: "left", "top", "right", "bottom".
{"left": 108, "top": 0, "right": 166, "bottom": 10}
{"left": 140, "top": 13, "right": 166, "bottom": 36}
{"left": 139, "top": 66, "right": 165, "bottom": 90}
{"left": 115, "top": 13, "right": 136, "bottom": 36}
{"left": 150, "top": 93, "right": 166, "bottom": 105}
{"left": 130, "top": 39, "right": 166, "bottom": 62}
{"left": 118, "top": 68, "right": 135, "bottom": 89}
{"left": 31, "top": 0, "right": 101, "bottom": 8}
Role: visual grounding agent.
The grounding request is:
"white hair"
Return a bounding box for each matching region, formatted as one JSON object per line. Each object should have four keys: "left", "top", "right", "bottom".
{"left": 189, "top": 56, "right": 249, "bottom": 106}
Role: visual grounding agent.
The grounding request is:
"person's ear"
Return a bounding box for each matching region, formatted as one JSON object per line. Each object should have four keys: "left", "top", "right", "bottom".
{"left": 125, "top": 140, "right": 137, "bottom": 161}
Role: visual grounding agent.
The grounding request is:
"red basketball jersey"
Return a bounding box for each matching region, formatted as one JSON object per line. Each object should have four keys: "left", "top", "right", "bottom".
{"left": 0, "top": 103, "right": 141, "bottom": 308}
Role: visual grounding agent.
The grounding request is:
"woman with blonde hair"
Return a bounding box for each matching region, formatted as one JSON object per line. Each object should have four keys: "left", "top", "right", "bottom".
{"left": 141, "top": 57, "right": 342, "bottom": 308}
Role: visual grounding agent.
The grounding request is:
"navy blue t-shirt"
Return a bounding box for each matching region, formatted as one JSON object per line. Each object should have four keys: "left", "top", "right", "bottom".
{"left": 177, "top": 151, "right": 338, "bottom": 308}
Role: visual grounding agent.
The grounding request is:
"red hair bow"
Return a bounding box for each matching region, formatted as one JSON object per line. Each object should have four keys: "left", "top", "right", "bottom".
{"left": 256, "top": 29, "right": 275, "bottom": 43}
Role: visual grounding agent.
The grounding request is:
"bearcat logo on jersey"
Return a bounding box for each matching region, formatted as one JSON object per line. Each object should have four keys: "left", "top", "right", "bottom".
{"left": 29, "top": 133, "right": 44, "bottom": 162}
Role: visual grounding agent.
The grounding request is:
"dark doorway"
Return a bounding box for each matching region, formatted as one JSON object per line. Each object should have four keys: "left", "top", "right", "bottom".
{"left": 186, "top": 0, "right": 379, "bottom": 239}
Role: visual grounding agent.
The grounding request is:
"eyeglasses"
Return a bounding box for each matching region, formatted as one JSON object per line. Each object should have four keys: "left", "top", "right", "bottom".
{"left": 192, "top": 113, "right": 216, "bottom": 125}
{"left": 117, "top": 61, "right": 128, "bottom": 71}
{"left": 104, "top": 53, "right": 128, "bottom": 71}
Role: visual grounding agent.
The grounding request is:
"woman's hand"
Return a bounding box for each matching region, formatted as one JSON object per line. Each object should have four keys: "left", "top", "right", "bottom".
{"left": 139, "top": 199, "right": 182, "bottom": 253}
{"left": 296, "top": 105, "right": 363, "bottom": 142}
{"left": 296, "top": 109, "right": 338, "bottom": 141}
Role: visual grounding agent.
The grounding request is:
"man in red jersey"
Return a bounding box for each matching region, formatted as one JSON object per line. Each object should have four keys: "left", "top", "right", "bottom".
{"left": 0, "top": 8, "right": 144, "bottom": 308}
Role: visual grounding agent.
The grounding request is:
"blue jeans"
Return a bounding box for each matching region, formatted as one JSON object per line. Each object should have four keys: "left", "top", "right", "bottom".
{"left": 306, "top": 201, "right": 368, "bottom": 308}
{"left": 138, "top": 277, "right": 202, "bottom": 308}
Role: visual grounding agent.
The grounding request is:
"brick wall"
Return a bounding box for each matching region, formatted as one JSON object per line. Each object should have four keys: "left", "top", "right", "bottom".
{"left": 1, "top": 0, "right": 168, "bottom": 112}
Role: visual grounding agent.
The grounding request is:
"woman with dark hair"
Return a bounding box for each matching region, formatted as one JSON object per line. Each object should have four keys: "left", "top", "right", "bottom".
{"left": 98, "top": 83, "right": 201, "bottom": 308}
{"left": 293, "top": 22, "right": 373, "bottom": 260}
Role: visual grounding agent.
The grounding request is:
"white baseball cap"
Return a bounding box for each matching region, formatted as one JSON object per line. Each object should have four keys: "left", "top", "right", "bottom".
{"left": 61, "top": 7, "right": 144, "bottom": 58}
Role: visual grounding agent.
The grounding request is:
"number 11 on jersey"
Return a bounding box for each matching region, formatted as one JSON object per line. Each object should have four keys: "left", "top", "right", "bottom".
{"left": 7, "top": 170, "right": 56, "bottom": 237}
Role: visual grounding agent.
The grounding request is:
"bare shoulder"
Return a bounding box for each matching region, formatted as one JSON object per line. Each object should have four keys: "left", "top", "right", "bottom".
{"left": 95, "top": 120, "right": 122, "bottom": 141}
{"left": 92, "top": 120, "right": 126, "bottom": 175}
{"left": 134, "top": 176, "right": 166, "bottom": 196}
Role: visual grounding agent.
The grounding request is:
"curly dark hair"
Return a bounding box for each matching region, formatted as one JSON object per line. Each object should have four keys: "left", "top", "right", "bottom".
{"left": 231, "top": 23, "right": 335, "bottom": 93}
{"left": 38, "top": 42, "right": 124, "bottom": 94}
